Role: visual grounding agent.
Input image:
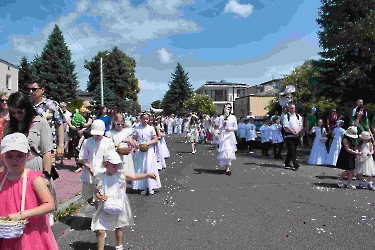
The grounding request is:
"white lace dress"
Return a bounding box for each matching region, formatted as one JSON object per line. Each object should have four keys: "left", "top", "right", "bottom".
{"left": 355, "top": 142, "right": 375, "bottom": 176}
{"left": 308, "top": 127, "right": 328, "bottom": 165}
{"left": 217, "top": 115, "right": 238, "bottom": 166}
{"left": 91, "top": 171, "right": 134, "bottom": 231}
{"left": 325, "top": 127, "right": 345, "bottom": 166}
{"left": 105, "top": 129, "right": 134, "bottom": 174}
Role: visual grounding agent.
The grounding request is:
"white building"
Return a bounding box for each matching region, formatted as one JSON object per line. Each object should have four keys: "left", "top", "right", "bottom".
{"left": 194, "top": 80, "right": 247, "bottom": 114}
{"left": 0, "top": 59, "right": 19, "bottom": 93}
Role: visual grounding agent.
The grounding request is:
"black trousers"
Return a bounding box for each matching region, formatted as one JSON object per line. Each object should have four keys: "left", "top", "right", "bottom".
{"left": 285, "top": 137, "right": 299, "bottom": 167}
{"left": 238, "top": 138, "right": 247, "bottom": 150}
{"left": 262, "top": 142, "right": 271, "bottom": 155}
{"left": 273, "top": 142, "right": 283, "bottom": 156}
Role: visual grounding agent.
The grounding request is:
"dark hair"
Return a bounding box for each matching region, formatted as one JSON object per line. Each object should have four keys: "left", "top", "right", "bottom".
{"left": 29, "top": 77, "right": 47, "bottom": 89}
{"left": 354, "top": 105, "right": 367, "bottom": 123}
{"left": 190, "top": 116, "right": 197, "bottom": 125}
{"left": 96, "top": 105, "right": 107, "bottom": 118}
{"left": 221, "top": 103, "right": 232, "bottom": 116}
{"left": 272, "top": 116, "right": 279, "bottom": 123}
{"left": 7, "top": 92, "right": 37, "bottom": 135}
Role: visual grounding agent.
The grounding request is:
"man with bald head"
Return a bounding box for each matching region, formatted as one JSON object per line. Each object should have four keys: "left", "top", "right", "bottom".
{"left": 283, "top": 103, "right": 303, "bottom": 171}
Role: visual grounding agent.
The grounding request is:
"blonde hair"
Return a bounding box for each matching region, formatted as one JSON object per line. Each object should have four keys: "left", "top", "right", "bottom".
{"left": 113, "top": 113, "right": 124, "bottom": 122}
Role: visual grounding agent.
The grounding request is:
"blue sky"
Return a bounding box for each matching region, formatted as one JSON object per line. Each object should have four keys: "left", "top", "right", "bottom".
{"left": 0, "top": 0, "right": 321, "bottom": 110}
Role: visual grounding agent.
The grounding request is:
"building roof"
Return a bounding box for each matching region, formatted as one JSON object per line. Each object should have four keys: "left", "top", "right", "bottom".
{"left": 0, "top": 58, "right": 20, "bottom": 69}
{"left": 205, "top": 80, "right": 247, "bottom": 86}
{"left": 77, "top": 90, "right": 94, "bottom": 96}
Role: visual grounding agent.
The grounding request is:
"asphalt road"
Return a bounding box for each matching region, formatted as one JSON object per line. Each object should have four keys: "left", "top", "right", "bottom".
{"left": 53, "top": 135, "right": 375, "bottom": 250}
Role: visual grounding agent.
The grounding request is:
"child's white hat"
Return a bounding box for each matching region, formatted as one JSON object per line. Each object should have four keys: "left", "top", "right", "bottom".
{"left": 344, "top": 126, "right": 358, "bottom": 139}
{"left": 91, "top": 119, "right": 106, "bottom": 136}
{"left": 104, "top": 151, "right": 123, "bottom": 164}
{"left": 1, "top": 133, "right": 30, "bottom": 154}
{"left": 359, "top": 131, "right": 372, "bottom": 140}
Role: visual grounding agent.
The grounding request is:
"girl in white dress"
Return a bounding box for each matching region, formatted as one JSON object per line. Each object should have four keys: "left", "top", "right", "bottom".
{"left": 217, "top": 103, "right": 238, "bottom": 175}
{"left": 308, "top": 119, "right": 328, "bottom": 165}
{"left": 246, "top": 117, "right": 257, "bottom": 153}
{"left": 156, "top": 116, "right": 170, "bottom": 158}
{"left": 188, "top": 115, "right": 200, "bottom": 154}
{"left": 182, "top": 118, "right": 189, "bottom": 140}
{"left": 92, "top": 151, "right": 157, "bottom": 250}
{"left": 79, "top": 120, "right": 115, "bottom": 207}
{"left": 212, "top": 122, "right": 220, "bottom": 150}
{"left": 132, "top": 113, "right": 162, "bottom": 195}
{"left": 105, "top": 113, "right": 135, "bottom": 175}
{"left": 149, "top": 114, "right": 166, "bottom": 170}
{"left": 355, "top": 131, "right": 375, "bottom": 190}
{"left": 325, "top": 120, "right": 345, "bottom": 166}
{"left": 270, "top": 116, "right": 284, "bottom": 159}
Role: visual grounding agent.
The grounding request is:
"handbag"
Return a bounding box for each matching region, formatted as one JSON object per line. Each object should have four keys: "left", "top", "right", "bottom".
{"left": 30, "top": 146, "right": 59, "bottom": 180}
{"left": 0, "top": 169, "right": 29, "bottom": 239}
{"left": 102, "top": 173, "right": 123, "bottom": 215}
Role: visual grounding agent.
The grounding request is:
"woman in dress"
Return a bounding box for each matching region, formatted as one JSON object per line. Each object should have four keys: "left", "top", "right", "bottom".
{"left": 188, "top": 115, "right": 200, "bottom": 154}
{"left": 132, "top": 113, "right": 162, "bottom": 195}
{"left": 156, "top": 116, "right": 170, "bottom": 159}
{"left": 307, "top": 119, "right": 328, "bottom": 165}
{"left": 326, "top": 108, "right": 341, "bottom": 150}
{"left": 325, "top": 120, "right": 345, "bottom": 166}
{"left": 217, "top": 103, "right": 238, "bottom": 175}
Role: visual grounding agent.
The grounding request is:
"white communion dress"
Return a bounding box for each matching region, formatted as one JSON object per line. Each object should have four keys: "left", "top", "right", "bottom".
{"left": 217, "top": 115, "right": 238, "bottom": 166}
{"left": 325, "top": 127, "right": 345, "bottom": 166}
{"left": 308, "top": 127, "right": 328, "bottom": 165}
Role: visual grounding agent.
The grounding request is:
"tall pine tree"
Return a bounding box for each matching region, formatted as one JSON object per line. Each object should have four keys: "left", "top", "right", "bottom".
{"left": 85, "top": 47, "right": 141, "bottom": 112}
{"left": 313, "top": 0, "right": 375, "bottom": 103}
{"left": 18, "top": 57, "right": 34, "bottom": 96}
{"left": 161, "top": 63, "right": 193, "bottom": 116}
{"left": 33, "top": 25, "right": 78, "bottom": 102}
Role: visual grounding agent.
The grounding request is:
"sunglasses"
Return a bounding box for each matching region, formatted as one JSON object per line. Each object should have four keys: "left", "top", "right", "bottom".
{"left": 0, "top": 99, "right": 7, "bottom": 103}
{"left": 115, "top": 123, "right": 124, "bottom": 126}
{"left": 10, "top": 109, "right": 25, "bottom": 115}
{"left": 28, "top": 87, "right": 41, "bottom": 92}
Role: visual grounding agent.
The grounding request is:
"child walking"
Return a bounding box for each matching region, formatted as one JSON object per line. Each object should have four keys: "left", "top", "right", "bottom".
{"left": 260, "top": 119, "right": 272, "bottom": 156}
{"left": 308, "top": 119, "right": 328, "bottom": 165}
{"left": 0, "top": 133, "right": 58, "bottom": 249}
{"left": 79, "top": 120, "right": 115, "bottom": 207}
{"left": 337, "top": 126, "right": 362, "bottom": 189}
{"left": 325, "top": 120, "right": 345, "bottom": 166}
{"left": 105, "top": 113, "right": 135, "bottom": 175}
{"left": 236, "top": 117, "right": 247, "bottom": 151}
{"left": 132, "top": 113, "right": 162, "bottom": 195}
{"left": 270, "top": 116, "right": 284, "bottom": 159}
{"left": 92, "top": 151, "right": 157, "bottom": 250}
{"left": 212, "top": 122, "right": 220, "bottom": 150}
{"left": 355, "top": 131, "right": 375, "bottom": 190}
{"left": 188, "top": 115, "right": 200, "bottom": 154}
{"left": 246, "top": 117, "right": 257, "bottom": 154}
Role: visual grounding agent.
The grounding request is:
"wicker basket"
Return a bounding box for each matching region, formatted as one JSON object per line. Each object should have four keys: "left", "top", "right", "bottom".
{"left": 117, "top": 147, "right": 131, "bottom": 155}
{"left": 0, "top": 218, "right": 28, "bottom": 239}
{"left": 0, "top": 169, "right": 29, "bottom": 239}
{"left": 139, "top": 144, "right": 149, "bottom": 152}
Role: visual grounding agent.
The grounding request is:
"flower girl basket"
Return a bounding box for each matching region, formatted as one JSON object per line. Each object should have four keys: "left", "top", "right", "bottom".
{"left": 0, "top": 169, "right": 29, "bottom": 239}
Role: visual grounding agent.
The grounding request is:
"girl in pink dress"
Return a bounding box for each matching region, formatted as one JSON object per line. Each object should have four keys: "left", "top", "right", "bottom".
{"left": 0, "top": 133, "right": 58, "bottom": 250}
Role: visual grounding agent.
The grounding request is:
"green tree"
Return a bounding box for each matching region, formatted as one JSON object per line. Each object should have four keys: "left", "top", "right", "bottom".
{"left": 66, "top": 98, "right": 84, "bottom": 114}
{"left": 314, "top": 0, "right": 375, "bottom": 102}
{"left": 151, "top": 100, "right": 162, "bottom": 109}
{"left": 161, "top": 63, "right": 193, "bottom": 116}
{"left": 184, "top": 94, "right": 217, "bottom": 117}
{"left": 266, "top": 60, "right": 340, "bottom": 115}
{"left": 32, "top": 25, "right": 78, "bottom": 102}
{"left": 91, "top": 80, "right": 117, "bottom": 110}
{"left": 84, "top": 47, "right": 141, "bottom": 111}
{"left": 18, "top": 57, "right": 34, "bottom": 96}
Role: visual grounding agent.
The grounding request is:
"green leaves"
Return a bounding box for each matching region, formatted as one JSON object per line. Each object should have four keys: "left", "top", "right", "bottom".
{"left": 184, "top": 94, "right": 217, "bottom": 117}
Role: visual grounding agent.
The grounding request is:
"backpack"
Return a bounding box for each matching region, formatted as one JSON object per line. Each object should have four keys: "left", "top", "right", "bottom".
{"left": 286, "top": 112, "right": 301, "bottom": 121}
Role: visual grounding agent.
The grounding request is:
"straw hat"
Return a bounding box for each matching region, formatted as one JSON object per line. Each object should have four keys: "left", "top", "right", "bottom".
{"left": 359, "top": 131, "right": 372, "bottom": 140}
{"left": 344, "top": 126, "right": 358, "bottom": 139}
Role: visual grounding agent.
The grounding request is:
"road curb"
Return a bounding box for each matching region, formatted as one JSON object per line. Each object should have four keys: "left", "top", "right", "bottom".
{"left": 55, "top": 192, "right": 86, "bottom": 214}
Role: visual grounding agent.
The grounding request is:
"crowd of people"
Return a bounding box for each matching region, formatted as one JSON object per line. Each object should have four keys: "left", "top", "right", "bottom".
{"left": 0, "top": 78, "right": 373, "bottom": 250}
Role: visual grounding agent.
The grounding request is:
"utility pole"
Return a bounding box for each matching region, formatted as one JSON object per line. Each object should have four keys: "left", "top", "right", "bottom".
{"left": 100, "top": 57, "right": 104, "bottom": 106}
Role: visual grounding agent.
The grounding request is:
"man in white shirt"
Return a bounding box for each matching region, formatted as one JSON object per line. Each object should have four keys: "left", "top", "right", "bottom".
{"left": 283, "top": 103, "right": 303, "bottom": 170}
{"left": 352, "top": 99, "right": 367, "bottom": 117}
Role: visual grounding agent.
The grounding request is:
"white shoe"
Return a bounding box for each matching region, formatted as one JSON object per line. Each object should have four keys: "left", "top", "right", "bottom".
{"left": 149, "top": 190, "right": 155, "bottom": 195}
{"left": 347, "top": 184, "right": 356, "bottom": 189}
{"left": 141, "top": 190, "right": 147, "bottom": 196}
{"left": 115, "top": 245, "right": 124, "bottom": 250}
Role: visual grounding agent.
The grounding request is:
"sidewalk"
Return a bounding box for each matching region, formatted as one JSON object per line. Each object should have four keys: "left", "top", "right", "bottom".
{"left": 54, "top": 158, "right": 85, "bottom": 213}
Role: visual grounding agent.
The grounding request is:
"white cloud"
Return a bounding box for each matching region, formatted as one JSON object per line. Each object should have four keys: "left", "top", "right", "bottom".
{"left": 224, "top": 0, "right": 254, "bottom": 18}
{"left": 157, "top": 47, "right": 173, "bottom": 64}
{"left": 148, "top": 0, "right": 182, "bottom": 15}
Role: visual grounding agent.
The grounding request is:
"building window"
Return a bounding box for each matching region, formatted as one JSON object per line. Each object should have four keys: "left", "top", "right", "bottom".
{"left": 237, "top": 89, "right": 244, "bottom": 97}
{"left": 6, "top": 75, "right": 11, "bottom": 90}
{"left": 207, "top": 89, "right": 211, "bottom": 97}
{"left": 211, "top": 90, "right": 215, "bottom": 100}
